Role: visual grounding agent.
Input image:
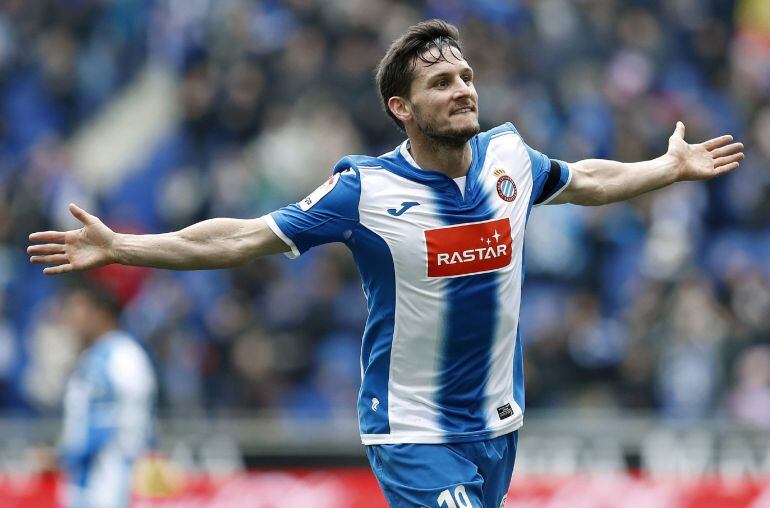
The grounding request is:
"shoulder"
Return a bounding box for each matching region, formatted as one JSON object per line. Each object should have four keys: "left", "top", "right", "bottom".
{"left": 475, "top": 123, "right": 527, "bottom": 157}
{"left": 81, "top": 340, "right": 113, "bottom": 378}
{"left": 479, "top": 122, "right": 520, "bottom": 143}
{"left": 475, "top": 123, "right": 532, "bottom": 167}
{"left": 332, "top": 154, "right": 393, "bottom": 175}
{"left": 109, "top": 335, "right": 151, "bottom": 371}
{"left": 104, "top": 333, "right": 156, "bottom": 395}
{"left": 329, "top": 152, "right": 410, "bottom": 195}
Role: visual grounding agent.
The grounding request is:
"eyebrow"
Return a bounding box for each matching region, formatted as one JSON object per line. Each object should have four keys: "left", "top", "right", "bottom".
{"left": 425, "top": 66, "right": 474, "bottom": 82}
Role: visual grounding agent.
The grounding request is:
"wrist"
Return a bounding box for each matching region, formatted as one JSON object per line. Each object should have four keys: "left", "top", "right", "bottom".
{"left": 659, "top": 153, "right": 683, "bottom": 184}
{"left": 110, "top": 233, "right": 126, "bottom": 264}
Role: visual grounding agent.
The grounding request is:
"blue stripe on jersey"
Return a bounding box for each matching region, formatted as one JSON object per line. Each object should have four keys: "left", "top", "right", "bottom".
{"left": 349, "top": 223, "right": 396, "bottom": 435}
{"left": 436, "top": 270, "right": 499, "bottom": 433}
{"left": 515, "top": 234, "right": 529, "bottom": 415}
{"left": 512, "top": 326, "right": 525, "bottom": 411}
{"left": 433, "top": 130, "right": 502, "bottom": 434}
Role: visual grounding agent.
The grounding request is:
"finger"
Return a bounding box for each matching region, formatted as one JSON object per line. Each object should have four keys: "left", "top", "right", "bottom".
{"left": 29, "top": 231, "right": 67, "bottom": 243}
{"left": 714, "top": 152, "right": 744, "bottom": 168}
{"left": 27, "top": 244, "right": 66, "bottom": 255}
{"left": 702, "top": 135, "right": 734, "bottom": 150}
{"left": 43, "top": 264, "right": 74, "bottom": 275}
{"left": 69, "top": 203, "right": 97, "bottom": 226}
{"left": 710, "top": 142, "right": 744, "bottom": 158}
{"left": 673, "top": 121, "right": 685, "bottom": 139}
{"left": 30, "top": 254, "right": 69, "bottom": 265}
{"left": 715, "top": 161, "right": 741, "bottom": 175}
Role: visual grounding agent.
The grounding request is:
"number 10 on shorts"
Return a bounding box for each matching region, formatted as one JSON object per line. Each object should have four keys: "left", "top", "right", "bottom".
{"left": 437, "top": 485, "right": 472, "bottom": 508}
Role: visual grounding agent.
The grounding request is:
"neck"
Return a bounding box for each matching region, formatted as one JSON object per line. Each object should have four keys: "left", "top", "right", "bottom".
{"left": 406, "top": 132, "right": 472, "bottom": 178}
{"left": 84, "top": 322, "right": 116, "bottom": 347}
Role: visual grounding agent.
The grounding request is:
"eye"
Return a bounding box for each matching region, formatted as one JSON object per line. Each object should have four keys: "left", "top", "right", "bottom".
{"left": 462, "top": 75, "right": 473, "bottom": 84}
{"left": 435, "top": 79, "right": 448, "bottom": 88}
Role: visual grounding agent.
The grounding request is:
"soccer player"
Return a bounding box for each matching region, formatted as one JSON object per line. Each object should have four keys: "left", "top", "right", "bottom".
{"left": 28, "top": 19, "right": 743, "bottom": 508}
{"left": 57, "top": 282, "right": 157, "bottom": 508}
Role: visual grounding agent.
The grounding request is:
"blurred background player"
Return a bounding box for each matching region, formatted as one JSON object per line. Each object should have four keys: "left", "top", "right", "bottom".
{"left": 57, "top": 280, "right": 157, "bottom": 508}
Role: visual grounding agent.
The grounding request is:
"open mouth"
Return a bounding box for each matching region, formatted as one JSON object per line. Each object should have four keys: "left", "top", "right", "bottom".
{"left": 451, "top": 107, "right": 475, "bottom": 115}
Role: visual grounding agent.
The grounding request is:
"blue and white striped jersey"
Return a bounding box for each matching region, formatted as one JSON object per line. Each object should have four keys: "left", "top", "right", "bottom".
{"left": 266, "top": 123, "right": 571, "bottom": 445}
{"left": 59, "top": 331, "right": 156, "bottom": 508}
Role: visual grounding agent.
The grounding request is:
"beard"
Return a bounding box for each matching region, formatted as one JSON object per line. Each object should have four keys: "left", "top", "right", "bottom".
{"left": 413, "top": 106, "right": 480, "bottom": 149}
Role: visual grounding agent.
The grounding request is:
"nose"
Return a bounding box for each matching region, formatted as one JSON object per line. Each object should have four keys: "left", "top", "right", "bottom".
{"left": 451, "top": 78, "right": 472, "bottom": 100}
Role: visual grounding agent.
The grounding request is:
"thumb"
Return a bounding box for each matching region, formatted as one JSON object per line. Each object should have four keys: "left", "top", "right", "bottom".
{"left": 673, "top": 121, "right": 685, "bottom": 140}
{"left": 69, "top": 203, "right": 97, "bottom": 226}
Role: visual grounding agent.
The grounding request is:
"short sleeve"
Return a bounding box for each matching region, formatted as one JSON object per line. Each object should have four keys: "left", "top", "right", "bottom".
{"left": 265, "top": 169, "right": 361, "bottom": 258}
{"left": 526, "top": 145, "right": 572, "bottom": 206}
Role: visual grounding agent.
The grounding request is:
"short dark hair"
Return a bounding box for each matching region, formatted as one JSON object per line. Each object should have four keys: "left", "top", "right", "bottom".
{"left": 375, "top": 19, "right": 463, "bottom": 131}
{"left": 66, "top": 278, "right": 123, "bottom": 318}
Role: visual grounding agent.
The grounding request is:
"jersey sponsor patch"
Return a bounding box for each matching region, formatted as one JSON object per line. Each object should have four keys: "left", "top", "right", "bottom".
{"left": 425, "top": 218, "right": 512, "bottom": 278}
{"left": 496, "top": 403, "right": 514, "bottom": 420}
{"left": 298, "top": 173, "right": 340, "bottom": 211}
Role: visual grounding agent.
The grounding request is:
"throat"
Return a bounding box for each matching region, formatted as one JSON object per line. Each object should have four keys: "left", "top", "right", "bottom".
{"left": 406, "top": 138, "right": 472, "bottom": 179}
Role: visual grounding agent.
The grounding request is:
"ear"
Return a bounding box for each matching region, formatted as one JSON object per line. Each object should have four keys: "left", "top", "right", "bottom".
{"left": 388, "top": 96, "right": 412, "bottom": 124}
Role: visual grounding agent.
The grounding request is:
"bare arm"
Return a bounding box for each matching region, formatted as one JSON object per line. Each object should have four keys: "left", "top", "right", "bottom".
{"left": 28, "top": 203, "right": 289, "bottom": 274}
{"left": 551, "top": 122, "right": 744, "bottom": 206}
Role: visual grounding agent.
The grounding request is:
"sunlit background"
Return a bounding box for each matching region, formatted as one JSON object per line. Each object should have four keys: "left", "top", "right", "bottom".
{"left": 2, "top": 0, "right": 769, "bottom": 506}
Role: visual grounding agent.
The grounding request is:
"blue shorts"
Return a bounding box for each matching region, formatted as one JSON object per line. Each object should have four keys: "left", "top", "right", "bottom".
{"left": 365, "top": 431, "right": 518, "bottom": 508}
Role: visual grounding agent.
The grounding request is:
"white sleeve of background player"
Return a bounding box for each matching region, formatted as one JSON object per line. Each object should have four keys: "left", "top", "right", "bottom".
{"left": 107, "top": 338, "right": 156, "bottom": 455}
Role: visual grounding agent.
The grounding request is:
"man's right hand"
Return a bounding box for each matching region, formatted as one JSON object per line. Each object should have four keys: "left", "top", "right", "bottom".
{"left": 28, "top": 203, "right": 115, "bottom": 275}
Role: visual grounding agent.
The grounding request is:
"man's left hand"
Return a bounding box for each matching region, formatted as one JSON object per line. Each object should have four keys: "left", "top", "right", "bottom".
{"left": 667, "top": 121, "right": 744, "bottom": 181}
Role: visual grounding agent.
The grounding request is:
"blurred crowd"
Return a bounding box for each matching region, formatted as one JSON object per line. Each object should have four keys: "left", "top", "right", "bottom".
{"left": 1, "top": 0, "right": 769, "bottom": 429}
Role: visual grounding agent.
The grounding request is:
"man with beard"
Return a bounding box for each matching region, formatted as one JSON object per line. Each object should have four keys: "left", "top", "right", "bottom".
{"left": 29, "top": 19, "right": 743, "bottom": 508}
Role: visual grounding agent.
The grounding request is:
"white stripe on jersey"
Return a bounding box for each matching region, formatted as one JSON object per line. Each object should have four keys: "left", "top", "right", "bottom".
{"left": 357, "top": 167, "right": 447, "bottom": 437}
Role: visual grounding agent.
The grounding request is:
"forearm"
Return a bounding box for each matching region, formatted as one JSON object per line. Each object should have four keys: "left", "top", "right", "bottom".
{"left": 565, "top": 154, "right": 679, "bottom": 206}
{"left": 113, "top": 217, "right": 280, "bottom": 270}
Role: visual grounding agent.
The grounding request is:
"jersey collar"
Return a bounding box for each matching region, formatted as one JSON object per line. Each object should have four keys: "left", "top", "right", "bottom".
{"left": 399, "top": 140, "right": 421, "bottom": 169}
{"left": 393, "top": 138, "right": 480, "bottom": 184}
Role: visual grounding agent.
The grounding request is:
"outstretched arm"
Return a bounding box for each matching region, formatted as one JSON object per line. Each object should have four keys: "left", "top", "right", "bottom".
{"left": 28, "top": 203, "right": 289, "bottom": 274}
{"left": 550, "top": 122, "right": 744, "bottom": 206}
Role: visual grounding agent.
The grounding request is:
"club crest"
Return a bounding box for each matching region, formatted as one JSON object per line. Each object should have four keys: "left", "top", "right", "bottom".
{"left": 496, "top": 176, "right": 517, "bottom": 202}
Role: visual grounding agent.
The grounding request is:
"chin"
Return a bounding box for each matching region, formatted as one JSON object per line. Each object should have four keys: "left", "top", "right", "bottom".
{"left": 416, "top": 115, "right": 480, "bottom": 147}
{"left": 448, "top": 119, "right": 480, "bottom": 140}
{"left": 452, "top": 114, "right": 479, "bottom": 133}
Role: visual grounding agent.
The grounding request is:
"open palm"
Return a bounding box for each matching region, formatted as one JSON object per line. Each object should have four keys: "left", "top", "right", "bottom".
{"left": 28, "top": 203, "right": 116, "bottom": 275}
{"left": 668, "top": 121, "right": 744, "bottom": 181}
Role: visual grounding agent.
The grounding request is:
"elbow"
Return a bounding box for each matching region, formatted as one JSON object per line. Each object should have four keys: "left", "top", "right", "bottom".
{"left": 223, "top": 239, "right": 255, "bottom": 268}
{"left": 581, "top": 187, "right": 609, "bottom": 206}
{"left": 569, "top": 176, "right": 609, "bottom": 206}
{"left": 563, "top": 162, "right": 606, "bottom": 206}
